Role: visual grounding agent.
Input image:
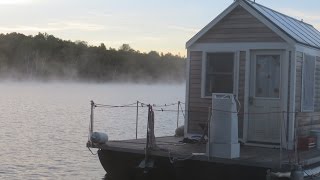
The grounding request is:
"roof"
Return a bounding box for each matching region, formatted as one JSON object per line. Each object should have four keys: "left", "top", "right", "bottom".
{"left": 186, "top": 0, "right": 320, "bottom": 49}
{"left": 244, "top": 0, "right": 320, "bottom": 49}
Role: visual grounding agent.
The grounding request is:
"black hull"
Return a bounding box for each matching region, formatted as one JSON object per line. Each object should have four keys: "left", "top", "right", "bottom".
{"left": 98, "top": 149, "right": 273, "bottom": 180}
{"left": 98, "top": 149, "right": 175, "bottom": 180}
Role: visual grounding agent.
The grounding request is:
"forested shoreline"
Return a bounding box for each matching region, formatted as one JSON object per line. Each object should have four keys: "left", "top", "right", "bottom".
{"left": 0, "top": 32, "right": 186, "bottom": 83}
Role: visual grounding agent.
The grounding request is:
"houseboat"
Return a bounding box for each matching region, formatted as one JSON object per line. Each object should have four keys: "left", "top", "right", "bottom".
{"left": 87, "top": 0, "right": 320, "bottom": 179}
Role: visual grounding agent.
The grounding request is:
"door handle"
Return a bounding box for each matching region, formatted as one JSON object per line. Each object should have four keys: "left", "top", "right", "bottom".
{"left": 249, "top": 97, "right": 254, "bottom": 105}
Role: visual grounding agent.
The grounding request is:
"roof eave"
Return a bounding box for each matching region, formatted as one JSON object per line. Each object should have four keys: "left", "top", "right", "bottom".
{"left": 297, "top": 42, "right": 320, "bottom": 51}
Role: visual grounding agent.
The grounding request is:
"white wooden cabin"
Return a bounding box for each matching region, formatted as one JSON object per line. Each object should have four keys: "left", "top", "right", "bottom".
{"left": 184, "top": 0, "right": 320, "bottom": 150}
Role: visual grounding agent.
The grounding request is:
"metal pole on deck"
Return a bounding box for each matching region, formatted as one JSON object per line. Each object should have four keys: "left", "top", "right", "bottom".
{"left": 90, "top": 100, "right": 95, "bottom": 137}
{"left": 294, "top": 112, "right": 298, "bottom": 164}
{"left": 136, "top": 101, "right": 139, "bottom": 139}
{"left": 176, "top": 101, "right": 180, "bottom": 129}
{"left": 279, "top": 111, "right": 284, "bottom": 169}
{"left": 207, "top": 107, "right": 212, "bottom": 160}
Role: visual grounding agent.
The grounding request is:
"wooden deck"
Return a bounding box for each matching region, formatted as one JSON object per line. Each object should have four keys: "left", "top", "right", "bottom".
{"left": 94, "top": 136, "right": 320, "bottom": 170}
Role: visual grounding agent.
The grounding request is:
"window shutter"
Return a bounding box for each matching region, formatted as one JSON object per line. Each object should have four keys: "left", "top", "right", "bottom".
{"left": 302, "top": 54, "right": 315, "bottom": 112}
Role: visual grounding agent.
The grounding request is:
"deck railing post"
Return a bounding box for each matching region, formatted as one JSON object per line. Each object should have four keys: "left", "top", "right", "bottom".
{"left": 279, "top": 111, "right": 284, "bottom": 169}
{"left": 136, "top": 101, "right": 139, "bottom": 139}
{"left": 294, "top": 112, "right": 298, "bottom": 164}
{"left": 90, "top": 100, "right": 95, "bottom": 138}
{"left": 207, "top": 107, "right": 212, "bottom": 160}
{"left": 176, "top": 101, "right": 180, "bottom": 129}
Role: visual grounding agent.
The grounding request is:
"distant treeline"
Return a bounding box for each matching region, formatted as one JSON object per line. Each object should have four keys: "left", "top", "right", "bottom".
{"left": 0, "top": 32, "right": 186, "bottom": 83}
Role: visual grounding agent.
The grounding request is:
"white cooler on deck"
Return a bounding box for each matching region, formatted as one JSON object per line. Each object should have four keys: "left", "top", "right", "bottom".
{"left": 207, "top": 93, "right": 240, "bottom": 159}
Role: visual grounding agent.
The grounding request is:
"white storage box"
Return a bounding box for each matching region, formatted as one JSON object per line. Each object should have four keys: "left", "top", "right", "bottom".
{"left": 207, "top": 93, "right": 240, "bottom": 159}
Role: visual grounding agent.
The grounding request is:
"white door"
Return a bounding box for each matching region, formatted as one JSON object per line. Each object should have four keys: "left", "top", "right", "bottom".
{"left": 248, "top": 51, "right": 283, "bottom": 144}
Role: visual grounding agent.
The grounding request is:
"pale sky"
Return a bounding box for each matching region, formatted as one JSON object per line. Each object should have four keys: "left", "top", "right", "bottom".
{"left": 0, "top": 0, "right": 320, "bottom": 56}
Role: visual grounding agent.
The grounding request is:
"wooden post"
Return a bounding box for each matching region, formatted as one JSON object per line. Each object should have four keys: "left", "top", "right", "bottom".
{"left": 136, "top": 101, "right": 139, "bottom": 139}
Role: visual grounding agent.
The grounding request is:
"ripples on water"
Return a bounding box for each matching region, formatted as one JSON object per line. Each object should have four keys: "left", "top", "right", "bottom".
{"left": 0, "top": 82, "right": 185, "bottom": 179}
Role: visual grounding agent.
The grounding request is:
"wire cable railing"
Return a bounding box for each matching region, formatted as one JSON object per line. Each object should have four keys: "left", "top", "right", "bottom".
{"left": 88, "top": 98, "right": 320, "bottom": 170}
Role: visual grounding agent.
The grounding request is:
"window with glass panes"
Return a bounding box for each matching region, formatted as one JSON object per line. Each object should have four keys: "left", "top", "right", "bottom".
{"left": 205, "top": 53, "right": 234, "bottom": 96}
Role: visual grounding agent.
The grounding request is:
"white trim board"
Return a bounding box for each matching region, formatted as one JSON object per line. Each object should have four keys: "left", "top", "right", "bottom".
{"left": 243, "top": 50, "right": 250, "bottom": 142}
{"left": 281, "top": 50, "right": 290, "bottom": 148}
{"left": 288, "top": 49, "right": 296, "bottom": 150}
{"left": 184, "top": 50, "right": 191, "bottom": 136}
{"left": 295, "top": 44, "right": 320, "bottom": 57}
{"left": 189, "top": 43, "right": 291, "bottom": 52}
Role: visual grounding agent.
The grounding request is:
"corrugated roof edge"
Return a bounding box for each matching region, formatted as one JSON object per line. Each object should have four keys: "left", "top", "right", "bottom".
{"left": 243, "top": 0, "right": 298, "bottom": 43}
{"left": 245, "top": 0, "right": 313, "bottom": 27}
{"left": 243, "top": 0, "right": 320, "bottom": 50}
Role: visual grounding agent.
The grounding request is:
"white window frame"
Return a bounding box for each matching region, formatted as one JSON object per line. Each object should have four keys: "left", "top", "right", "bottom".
{"left": 201, "top": 51, "right": 238, "bottom": 98}
{"left": 301, "top": 53, "right": 316, "bottom": 112}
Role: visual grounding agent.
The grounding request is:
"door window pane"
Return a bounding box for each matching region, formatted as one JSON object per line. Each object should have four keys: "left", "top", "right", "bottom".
{"left": 255, "top": 55, "right": 280, "bottom": 98}
{"left": 205, "top": 53, "right": 234, "bottom": 96}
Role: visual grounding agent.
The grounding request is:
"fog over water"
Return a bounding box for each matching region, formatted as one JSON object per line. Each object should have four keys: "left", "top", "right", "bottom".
{"left": 0, "top": 82, "right": 185, "bottom": 179}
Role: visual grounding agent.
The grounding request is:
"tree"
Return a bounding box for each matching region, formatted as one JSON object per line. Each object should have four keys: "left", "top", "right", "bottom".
{"left": 99, "top": 43, "right": 106, "bottom": 51}
{"left": 119, "top": 44, "right": 133, "bottom": 52}
{"left": 0, "top": 32, "right": 186, "bottom": 82}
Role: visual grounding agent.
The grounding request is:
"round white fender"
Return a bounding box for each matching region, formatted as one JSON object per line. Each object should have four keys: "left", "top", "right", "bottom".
{"left": 91, "top": 132, "right": 108, "bottom": 144}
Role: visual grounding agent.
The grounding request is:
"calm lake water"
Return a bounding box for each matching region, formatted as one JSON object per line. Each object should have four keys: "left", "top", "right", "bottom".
{"left": 0, "top": 82, "right": 185, "bottom": 180}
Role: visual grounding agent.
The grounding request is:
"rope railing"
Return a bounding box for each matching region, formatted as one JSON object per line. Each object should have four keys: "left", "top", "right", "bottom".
{"left": 140, "top": 101, "right": 181, "bottom": 108}
{"left": 94, "top": 102, "right": 137, "bottom": 108}
{"left": 94, "top": 100, "right": 290, "bottom": 114}
{"left": 92, "top": 100, "right": 320, "bottom": 121}
{"left": 153, "top": 108, "right": 291, "bottom": 115}
{"left": 93, "top": 101, "right": 185, "bottom": 108}
{"left": 89, "top": 100, "right": 186, "bottom": 141}
{"left": 89, "top": 100, "right": 317, "bottom": 147}
{"left": 88, "top": 99, "right": 318, "bottom": 170}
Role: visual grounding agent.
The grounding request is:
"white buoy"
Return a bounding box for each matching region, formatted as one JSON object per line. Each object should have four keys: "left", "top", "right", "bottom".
{"left": 175, "top": 125, "right": 184, "bottom": 137}
{"left": 91, "top": 132, "right": 108, "bottom": 144}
